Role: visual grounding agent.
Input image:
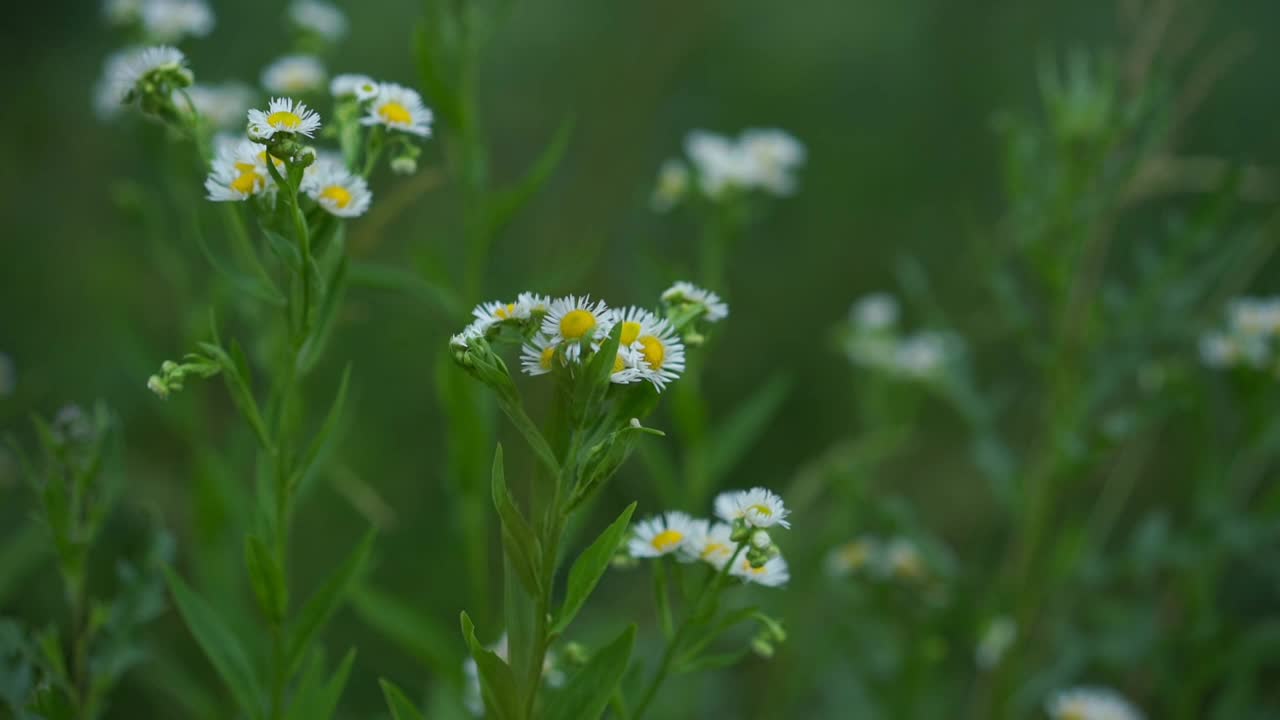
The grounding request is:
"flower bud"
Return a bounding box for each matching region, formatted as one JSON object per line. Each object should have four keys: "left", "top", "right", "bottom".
{"left": 751, "top": 530, "right": 771, "bottom": 549}
{"left": 390, "top": 155, "right": 418, "bottom": 175}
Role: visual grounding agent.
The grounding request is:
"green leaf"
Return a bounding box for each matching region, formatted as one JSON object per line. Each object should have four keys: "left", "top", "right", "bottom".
{"left": 485, "top": 116, "right": 575, "bottom": 238}
{"left": 295, "top": 365, "right": 352, "bottom": 486}
{"left": 286, "top": 529, "right": 375, "bottom": 674}
{"left": 165, "top": 570, "right": 265, "bottom": 719}
{"left": 349, "top": 585, "right": 457, "bottom": 677}
{"left": 543, "top": 624, "right": 635, "bottom": 720}
{"left": 260, "top": 224, "right": 302, "bottom": 270}
{"left": 460, "top": 612, "right": 521, "bottom": 720}
{"left": 298, "top": 251, "right": 349, "bottom": 374}
{"left": 380, "top": 678, "right": 426, "bottom": 720}
{"left": 705, "top": 373, "right": 791, "bottom": 485}
{"left": 286, "top": 648, "right": 356, "bottom": 720}
{"left": 244, "top": 536, "right": 287, "bottom": 624}
{"left": 193, "top": 227, "right": 286, "bottom": 307}
{"left": 553, "top": 502, "right": 636, "bottom": 634}
{"left": 490, "top": 445, "right": 541, "bottom": 596}
{"left": 573, "top": 323, "right": 623, "bottom": 421}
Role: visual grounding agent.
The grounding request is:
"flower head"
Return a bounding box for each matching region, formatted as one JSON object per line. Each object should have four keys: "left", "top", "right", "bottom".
{"left": 685, "top": 130, "right": 754, "bottom": 198}
{"left": 540, "top": 296, "right": 615, "bottom": 362}
{"left": 1047, "top": 687, "right": 1143, "bottom": 720}
{"left": 616, "top": 307, "right": 685, "bottom": 391}
{"left": 205, "top": 139, "right": 276, "bottom": 202}
{"left": 714, "top": 487, "right": 790, "bottom": 529}
{"left": 661, "top": 281, "right": 728, "bottom": 323}
{"left": 825, "top": 536, "right": 879, "bottom": 577}
{"left": 248, "top": 97, "right": 322, "bottom": 140}
{"left": 731, "top": 554, "right": 789, "bottom": 587}
{"left": 520, "top": 334, "right": 561, "bottom": 377}
{"left": 850, "top": 293, "right": 899, "bottom": 331}
{"left": 682, "top": 520, "right": 735, "bottom": 569}
{"left": 628, "top": 512, "right": 698, "bottom": 559}
{"left": 289, "top": 0, "right": 347, "bottom": 42}
{"left": 141, "top": 0, "right": 214, "bottom": 42}
{"left": 739, "top": 128, "right": 806, "bottom": 195}
{"left": 98, "top": 45, "right": 189, "bottom": 112}
{"left": 330, "top": 73, "right": 379, "bottom": 101}
{"left": 362, "top": 83, "right": 433, "bottom": 136}
{"left": 261, "top": 55, "right": 327, "bottom": 95}
{"left": 302, "top": 160, "right": 371, "bottom": 217}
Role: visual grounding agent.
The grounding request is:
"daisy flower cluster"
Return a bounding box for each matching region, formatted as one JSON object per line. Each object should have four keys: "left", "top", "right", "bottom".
{"left": 94, "top": 45, "right": 193, "bottom": 119}
{"left": 652, "top": 128, "right": 806, "bottom": 210}
{"left": 329, "top": 74, "right": 433, "bottom": 173}
{"left": 1199, "top": 296, "right": 1280, "bottom": 371}
{"left": 451, "top": 282, "right": 728, "bottom": 394}
{"left": 628, "top": 487, "right": 792, "bottom": 588}
{"left": 1046, "top": 687, "right": 1143, "bottom": 720}
{"left": 844, "top": 293, "right": 959, "bottom": 382}
{"left": 462, "top": 633, "right": 564, "bottom": 717}
{"left": 825, "top": 535, "right": 930, "bottom": 584}
{"left": 103, "top": 0, "right": 214, "bottom": 43}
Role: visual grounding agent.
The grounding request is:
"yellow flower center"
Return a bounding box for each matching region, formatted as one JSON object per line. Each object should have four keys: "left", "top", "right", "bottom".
{"left": 651, "top": 529, "right": 683, "bottom": 552}
{"left": 256, "top": 151, "right": 285, "bottom": 168}
{"left": 748, "top": 503, "right": 773, "bottom": 518}
{"left": 267, "top": 111, "right": 302, "bottom": 129}
{"left": 559, "top": 309, "right": 596, "bottom": 340}
{"left": 320, "top": 185, "right": 353, "bottom": 208}
{"left": 613, "top": 354, "right": 626, "bottom": 373}
{"left": 638, "top": 335, "right": 665, "bottom": 369}
{"left": 494, "top": 303, "right": 517, "bottom": 319}
{"left": 701, "top": 542, "right": 727, "bottom": 559}
{"left": 539, "top": 345, "right": 556, "bottom": 370}
{"left": 378, "top": 101, "right": 412, "bottom": 125}
{"left": 230, "top": 163, "right": 263, "bottom": 195}
{"left": 620, "top": 321, "right": 642, "bottom": 345}
{"left": 742, "top": 559, "right": 766, "bottom": 575}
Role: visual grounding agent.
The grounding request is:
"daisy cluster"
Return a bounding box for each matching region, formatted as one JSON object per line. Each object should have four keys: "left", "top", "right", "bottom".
{"left": 1046, "top": 687, "right": 1143, "bottom": 720}
{"left": 652, "top": 128, "right": 806, "bottom": 210}
{"left": 628, "top": 487, "right": 792, "bottom": 588}
{"left": 462, "top": 633, "right": 563, "bottom": 717}
{"left": 824, "top": 534, "right": 930, "bottom": 584}
{"left": 1199, "top": 296, "right": 1280, "bottom": 371}
{"left": 845, "top": 293, "right": 959, "bottom": 382}
{"left": 451, "top": 282, "right": 728, "bottom": 393}
{"left": 94, "top": 45, "right": 193, "bottom": 119}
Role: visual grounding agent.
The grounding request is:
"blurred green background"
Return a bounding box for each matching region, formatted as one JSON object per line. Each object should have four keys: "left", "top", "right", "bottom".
{"left": 2, "top": 0, "right": 1279, "bottom": 717}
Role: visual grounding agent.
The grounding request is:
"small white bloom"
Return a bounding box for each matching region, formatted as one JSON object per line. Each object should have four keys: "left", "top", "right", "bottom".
{"left": 1198, "top": 331, "right": 1239, "bottom": 369}
{"left": 750, "top": 530, "right": 771, "bottom": 549}
{"left": 302, "top": 162, "right": 371, "bottom": 217}
{"left": 330, "top": 73, "right": 379, "bottom": 101}
{"left": 682, "top": 520, "right": 736, "bottom": 569}
{"left": 615, "top": 307, "right": 685, "bottom": 391}
{"left": 141, "top": 0, "right": 214, "bottom": 42}
{"left": 520, "top": 334, "right": 561, "bottom": 377}
{"left": 205, "top": 139, "right": 275, "bottom": 202}
{"left": 517, "top": 291, "right": 552, "bottom": 315}
{"left": 714, "top": 487, "right": 790, "bottom": 529}
{"left": 1228, "top": 297, "right": 1280, "bottom": 337}
{"left": 289, "top": 0, "right": 347, "bottom": 42}
{"left": 98, "top": 45, "right": 188, "bottom": 112}
{"left": 473, "top": 297, "right": 535, "bottom": 324}
{"left": 540, "top": 296, "right": 616, "bottom": 362}
{"left": 731, "top": 554, "right": 790, "bottom": 588}
{"left": 881, "top": 537, "right": 926, "bottom": 581}
{"left": 685, "top": 130, "right": 754, "bottom": 198}
{"left": 247, "top": 97, "right": 322, "bottom": 140}
{"left": 825, "top": 536, "right": 879, "bottom": 578}
{"left": 894, "top": 332, "right": 952, "bottom": 379}
{"left": 450, "top": 320, "right": 490, "bottom": 352}
{"left": 975, "top": 617, "right": 1017, "bottom": 670}
{"left": 362, "top": 83, "right": 433, "bottom": 137}
{"left": 661, "top": 281, "right": 728, "bottom": 323}
{"left": 1047, "top": 687, "right": 1143, "bottom": 720}
{"left": 739, "top": 128, "right": 806, "bottom": 195}
{"left": 261, "top": 55, "right": 327, "bottom": 95}
{"left": 178, "top": 82, "right": 254, "bottom": 130}
{"left": 628, "top": 512, "right": 698, "bottom": 559}
{"left": 851, "top": 293, "right": 899, "bottom": 331}
{"left": 651, "top": 158, "right": 690, "bottom": 212}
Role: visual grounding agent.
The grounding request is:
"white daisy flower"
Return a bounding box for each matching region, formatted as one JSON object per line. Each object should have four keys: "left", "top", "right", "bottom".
{"left": 850, "top": 293, "right": 899, "bottom": 331}
{"left": 739, "top": 128, "right": 806, "bottom": 196}
{"left": 204, "top": 139, "right": 275, "bottom": 202}
{"left": 330, "top": 73, "right": 379, "bottom": 101}
{"left": 473, "top": 299, "right": 532, "bottom": 325}
{"left": 628, "top": 512, "right": 698, "bottom": 559}
{"left": 825, "top": 536, "right": 880, "bottom": 578}
{"left": 731, "top": 554, "right": 790, "bottom": 588}
{"left": 661, "top": 281, "right": 728, "bottom": 323}
{"left": 517, "top": 291, "right": 552, "bottom": 315}
{"left": 289, "top": 0, "right": 347, "bottom": 42}
{"left": 682, "top": 520, "right": 735, "bottom": 569}
{"left": 1198, "top": 331, "right": 1239, "bottom": 369}
{"left": 881, "top": 537, "right": 926, "bottom": 581}
{"left": 247, "top": 97, "right": 322, "bottom": 140}
{"left": 651, "top": 158, "right": 689, "bottom": 212}
{"left": 141, "top": 0, "right": 214, "bottom": 42}
{"left": 362, "top": 83, "right": 433, "bottom": 136}
{"left": 302, "top": 162, "right": 371, "bottom": 217}
{"left": 1047, "top": 687, "right": 1143, "bottom": 720}
{"left": 103, "top": 0, "right": 143, "bottom": 25}
{"left": 178, "top": 82, "right": 254, "bottom": 130}
{"left": 685, "top": 130, "right": 754, "bottom": 199}
{"left": 714, "top": 487, "right": 790, "bottom": 529}
{"left": 98, "top": 45, "right": 188, "bottom": 111}
{"left": 450, "top": 320, "right": 491, "bottom": 352}
{"left": 261, "top": 55, "right": 327, "bottom": 95}
{"left": 520, "top": 334, "right": 561, "bottom": 377}
{"left": 540, "top": 296, "right": 615, "bottom": 362}
{"left": 615, "top": 307, "right": 684, "bottom": 391}
{"left": 1228, "top": 296, "right": 1280, "bottom": 337}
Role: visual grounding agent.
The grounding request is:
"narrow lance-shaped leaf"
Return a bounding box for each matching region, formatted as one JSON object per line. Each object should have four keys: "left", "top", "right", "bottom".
{"left": 552, "top": 501, "right": 636, "bottom": 634}
{"left": 285, "top": 648, "right": 356, "bottom": 720}
{"left": 485, "top": 116, "right": 575, "bottom": 239}
{"left": 460, "top": 611, "right": 522, "bottom": 720}
{"left": 244, "top": 536, "right": 287, "bottom": 624}
{"left": 543, "top": 624, "right": 636, "bottom": 720}
{"left": 286, "top": 528, "right": 376, "bottom": 674}
{"left": 295, "top": 364, "right": 352, "bottom": 487}
{"left": 379, "top": 677, "right": 426, "bottom": 720}
{"left": 490, "top": 445, "right": 540, "bottom": 596}
{"left": 165, "top": 570, "right": 266, "bottom": 719}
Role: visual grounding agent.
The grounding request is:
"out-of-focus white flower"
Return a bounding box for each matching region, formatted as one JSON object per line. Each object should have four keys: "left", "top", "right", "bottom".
{"left": 178, "top": 82, "right": 255, "bottom": 129}
{"left": 330, "top": 73, "right": 378, "bottom": 101}
{"left": 1200, "top": 296, "right": 1280, "bottom": 372}
{"left": 825, "top": 536, "right": 880, "bottom": 578}
{"left": 629, "top": 512, "right": 698, "bottom": 559}
{"left": 683, "top": 520, "right": 735, "bottom": 569}
{"left": 289, "top": 0, "right": 347, "bottom": 41}
{"left": 661, "top": 281, "right": 728, "bottom": 323}
{"left": 651, "top": 158, "right": 689, "bottom": 212}
{"left": 1046, "top": 687, "right": 1143, "bottom": 720}
{"left": 96, "top": 45, "right": 188, "bottom": 114}
{"left": 302, "top": 161, "right": 371, "bottom": 217}
{"left": 261, "top": 55, "right": 327, "bottom": 95}
{"left": 685, "top": 130, "right": 754, "bottom": 198}
{"left": 895, "top": 332, "right": 951, "bottom": 379}
{"left": 851, "top": 293, "right": 899, "bottom": 331}
{"left": 714, "top": 487, "right": 790, "bottom": 529}
{"left": 739, "top": 128, "right": 806, "bottom": 195}
{"left": 362, "top": 83, "right": 433, "bottom": 136}
{"left": 680, "top": 128, "right": 805, "bottom": 199}
{"left": 975, "top": 617, "right": 1017, "bottom": 670}
{"left": 205, "top": 139, "right": 275, "bottom": 202}
{"left": 882, "top": 537, "right": 926, "bottom": 581}
{"left": 731, "top": 554, "right": 789, "bottom": 588}
{"left": 141, "top": 0, "right": 214, "bottom": 42}
{"left": 247, "top": 97, "right": 322, "bottom": 140}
